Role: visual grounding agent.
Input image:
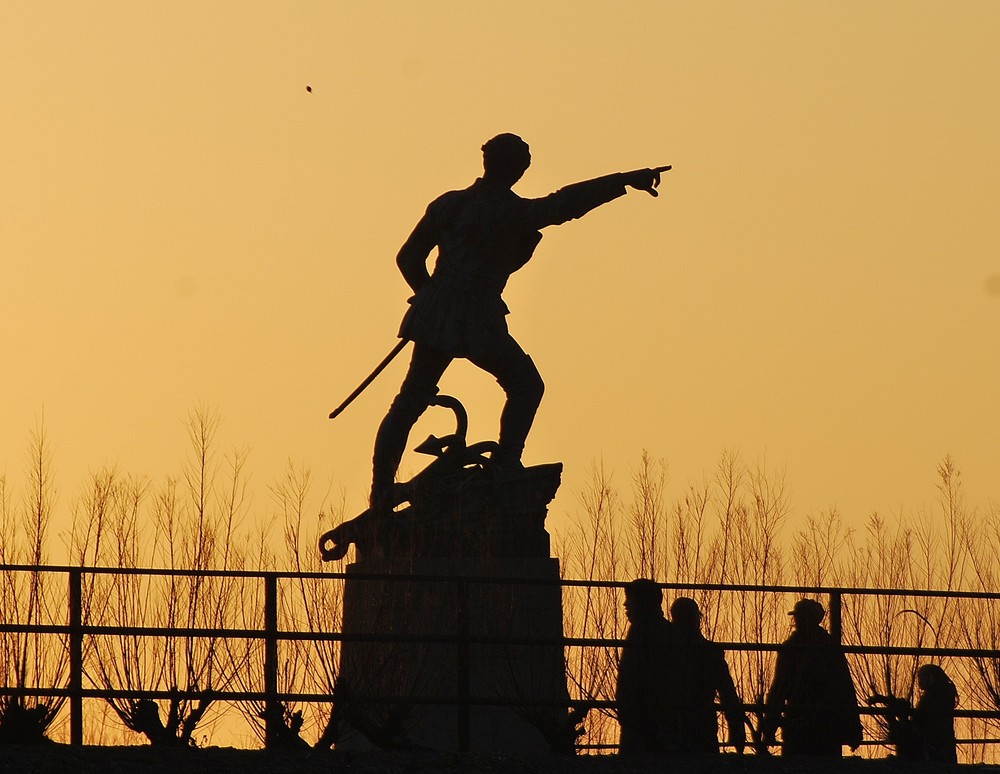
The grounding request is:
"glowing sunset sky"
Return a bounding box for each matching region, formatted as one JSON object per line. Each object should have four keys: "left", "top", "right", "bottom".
{"left": 3, "top": 2, "right": 998, "bottom": 541}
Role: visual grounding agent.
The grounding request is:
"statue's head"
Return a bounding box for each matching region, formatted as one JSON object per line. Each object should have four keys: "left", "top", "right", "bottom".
{"left": 482, "top": 133, "right": 531, "bottom": 186}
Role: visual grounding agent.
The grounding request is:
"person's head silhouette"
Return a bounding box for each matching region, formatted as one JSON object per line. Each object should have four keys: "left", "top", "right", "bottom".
{"left": 669, "top": 596, "right": 702, "bottom": 634}
{"left": 482, "top": 133, "right": 531, "bottom": 187}
{"left": 789, "top": 598, "right": 825, "bottom": 629}
{"left": 623, "top": 578, "right": 663, "bottom": 623}
{"left": 917, "top": 663, "right": 955, "bottom": 695}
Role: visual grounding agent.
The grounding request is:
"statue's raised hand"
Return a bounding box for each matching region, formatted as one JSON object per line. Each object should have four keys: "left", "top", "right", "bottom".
{"left": 625, "top": 165, "right": 671, "bottom": 197}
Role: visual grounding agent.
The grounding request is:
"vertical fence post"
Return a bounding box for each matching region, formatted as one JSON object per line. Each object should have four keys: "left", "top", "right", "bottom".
{"left": 68, "top": 568, "right": 84, "bottom": 745}
{"left": 455, "top": 577, "right": 470, "bottom": 754}
{"left": 828, "top": 590, "right": 843, "bottom": 644}
{"left": 264, "top": 573, "right": 279, "bottom": 748}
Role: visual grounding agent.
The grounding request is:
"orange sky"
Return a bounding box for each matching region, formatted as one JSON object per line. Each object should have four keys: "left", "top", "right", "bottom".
{"left": 3, "top": 2, "right": 999, "bottom": 545}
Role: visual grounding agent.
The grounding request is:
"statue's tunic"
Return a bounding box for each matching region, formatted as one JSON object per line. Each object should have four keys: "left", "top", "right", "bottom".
{"left": 396, "top": 174, "right": 628, "bottom": 357}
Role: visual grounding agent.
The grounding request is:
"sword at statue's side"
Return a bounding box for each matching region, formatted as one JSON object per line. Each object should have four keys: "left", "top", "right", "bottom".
{"left": 328, "top": 339, "right": 410, "bottom": 420}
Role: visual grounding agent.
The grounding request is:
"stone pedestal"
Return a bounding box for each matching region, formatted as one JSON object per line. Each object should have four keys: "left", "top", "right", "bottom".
{"left": 333, "top": 463, "right": 573, "bottom": 753}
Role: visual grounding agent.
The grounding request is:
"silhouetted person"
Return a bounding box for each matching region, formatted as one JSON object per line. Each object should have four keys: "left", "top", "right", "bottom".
{"left": 762, "top": 598, "right": 862, "bottom": 757}
{"left": 665, "top": 597, "right": 746, "bottom": 754}
{"left": 872, "top": 664, "right": 958, "bottom": 763}
{"left": 615, "top": 579, "right": 674, "bottom": 754}
{"left": 912, "top": 664, "right": 959, "bottom": 763}
{"left": 369, "top": 134, "right": 670, "bottom": 510}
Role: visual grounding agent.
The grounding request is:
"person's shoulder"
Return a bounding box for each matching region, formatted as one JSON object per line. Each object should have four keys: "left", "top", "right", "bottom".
{"left": 427, "top": 181, "right": 480, "bottom": 211}
{"left": 694, "top": 634, "right": 727, "bottom": 664}
{"left": 779, "top": 630, "right": 803, "bottom": 648}
{"left": 703, "top": 635, "right": 725, "bottom": 654}
{"left": 430, "top": 186, "right": 471, "bottom": 206}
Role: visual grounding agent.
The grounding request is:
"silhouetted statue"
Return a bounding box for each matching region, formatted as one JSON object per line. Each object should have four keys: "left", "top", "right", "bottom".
{"left": 665, "top": 597, "right": 746, "bottom": 754}
{"left": 369, "top": 133, "right": 670, "bottom": 512}
{"left": 869, "top": 663, "right": 958, "bottom": 763}
{"left": 615, "top": 579, "right": 674, "bottom": 755}
{"left": 762, "top": 598, "right": 862, "bottom": 757}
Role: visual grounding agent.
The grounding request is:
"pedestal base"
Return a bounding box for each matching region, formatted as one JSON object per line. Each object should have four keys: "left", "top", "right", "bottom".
{"left": 334, "top": 556, "right": 572, "bottom": 754}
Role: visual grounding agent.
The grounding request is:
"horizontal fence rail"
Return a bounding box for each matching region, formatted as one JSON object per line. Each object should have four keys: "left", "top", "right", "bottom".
{"left": 3, "top": 563, "right": 1000, "bottom": 754}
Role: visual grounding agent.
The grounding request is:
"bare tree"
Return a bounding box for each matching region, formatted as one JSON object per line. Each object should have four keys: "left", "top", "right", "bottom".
{"left": 557, "top": 461, "right": 626, "bottom": 749}
{"left": 84, "top": 409, "right": 249, "bottom": 746}
{"left": 0, "top": 422, "right": 65, "bottom": 743}
{"left": 624, "top": 451, "right": 668, "bottom": 581}
{"left": 224, "top": 461, "right": 346, "bottom": 747}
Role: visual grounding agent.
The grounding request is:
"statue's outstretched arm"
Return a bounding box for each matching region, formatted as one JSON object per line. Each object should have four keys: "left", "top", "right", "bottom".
{"left": 525, "top": 165, "right": 671, "bottom": 230}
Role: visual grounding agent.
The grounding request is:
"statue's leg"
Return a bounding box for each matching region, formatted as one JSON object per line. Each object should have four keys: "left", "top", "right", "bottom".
{"left": 370, "top": 343, "right": 451, "bottom": 508}
{"left": 468, "top": 331, "right": 544, "bottom": 466}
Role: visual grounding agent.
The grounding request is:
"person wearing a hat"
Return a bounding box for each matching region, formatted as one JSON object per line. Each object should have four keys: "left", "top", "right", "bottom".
{"left": 762, "top": 598, "right": 863, "bottom": 757}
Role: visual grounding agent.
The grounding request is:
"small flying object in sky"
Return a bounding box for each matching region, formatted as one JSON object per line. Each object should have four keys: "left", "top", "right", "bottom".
{"left": 306, "top": 85, "right": 312, "bottom": 93}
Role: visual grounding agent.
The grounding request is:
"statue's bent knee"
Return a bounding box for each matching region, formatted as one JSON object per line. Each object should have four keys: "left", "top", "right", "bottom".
{"left": 498, "top": 362, "right": 544, "bottom": 406}
{"left": 388, "top": 382, "right": 439, "bottom": 421}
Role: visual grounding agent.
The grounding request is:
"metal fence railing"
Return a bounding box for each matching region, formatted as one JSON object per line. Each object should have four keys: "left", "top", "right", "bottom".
{"left": 3, "top": 563, "right": 1000, "bottom": 755}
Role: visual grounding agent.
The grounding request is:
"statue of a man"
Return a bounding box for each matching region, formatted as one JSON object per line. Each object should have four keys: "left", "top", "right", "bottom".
{"left": 370, "top": 133, "right": 669, "bottom": 511}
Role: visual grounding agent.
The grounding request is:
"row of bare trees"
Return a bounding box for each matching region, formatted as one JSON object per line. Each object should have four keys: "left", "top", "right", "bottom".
{"left": 556, "top": 450, "right": 1000, "bottom": 762}
{"left": 3, "top": 418, "right": 1000, "bottom": 760}
{"left": 1, "top": 411, "right": 346, "bottom": 747}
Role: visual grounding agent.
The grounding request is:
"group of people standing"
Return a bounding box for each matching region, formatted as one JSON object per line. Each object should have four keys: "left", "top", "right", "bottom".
{"left": 615, "top": 580, "right": 746, "bottom": 755}
{"left": 614, "top": 580, "right": 957, "bottom": 762}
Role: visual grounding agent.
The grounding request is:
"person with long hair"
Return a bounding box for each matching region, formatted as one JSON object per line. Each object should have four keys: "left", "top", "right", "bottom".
{"left": 869, "top": 663, "right": 958, "bottom": 762}
{"left": 911, "top": 664, "right": 959, "bottom": 763}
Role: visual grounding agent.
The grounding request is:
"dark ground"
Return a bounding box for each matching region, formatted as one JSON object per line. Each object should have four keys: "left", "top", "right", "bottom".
{"left": 0, "top": 746, "right": 996, "bottom": 774}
